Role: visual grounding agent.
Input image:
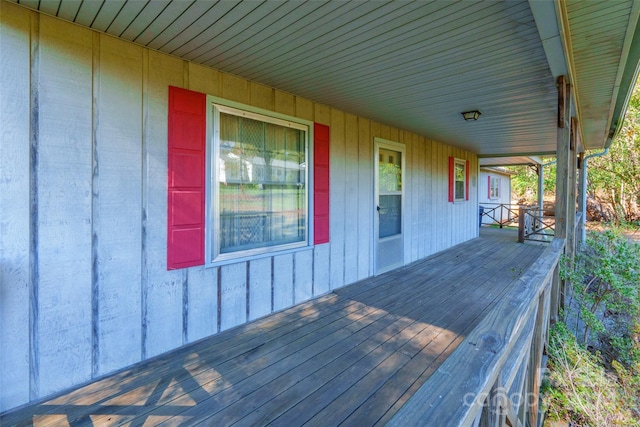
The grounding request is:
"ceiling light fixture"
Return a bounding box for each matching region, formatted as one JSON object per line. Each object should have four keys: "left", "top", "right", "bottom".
{"left": 461, "top": 110, "right": 481, "bottom": 121}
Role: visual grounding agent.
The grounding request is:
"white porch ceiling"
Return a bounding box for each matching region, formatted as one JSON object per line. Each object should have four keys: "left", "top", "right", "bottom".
{"left": 10, "top": 0, "right": 640, "bottom": 156}
{"left": 479, "top": 156, "right": 542, "bottom": 167}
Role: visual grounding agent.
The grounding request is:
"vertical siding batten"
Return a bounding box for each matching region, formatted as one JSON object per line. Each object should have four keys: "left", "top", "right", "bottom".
{"left": 220, "top": 262, "right": 248, "bottom": 331}
{"left": 91, "top": 31, "right": 100, "bottom": 378}
{"left": 402, "top": 130, "right": 413, "bottom": 265}
{"left": 273, "top": 254, "right": 294, "bottom": 311}
{"left": 343, "top": 113, "right": 359, "bottom": 285}
{"left": 94, "top": 34, "right": 144, "bottom": 376}
{"left": 37, "top": 15, "right": 94, "bottom": 397}
{"left": 423, "top": 138, "right": 431, "bottom": 257}
{"left": 357, "top": 117, "right": 372, "bottom": 280}
{"left": 183, "top": 270, "right": 188, "bottom": 343}
{"left": 0, "top": 1, "right": 33, "bottom": 411}
{"left": 420, "top": 135, "right": 429, "bottom": 259}
{"left": 246, "top": 262, "right": 251, "bottom": 321}
{"left": 140, "top": 47, "right": 149, "bottom": 360}
{"left": 329, "top": 108, "right": 345, "bottom": 289}
{"left": 294, "top": 250, "right": 313, "bottom": 304}
{"left": 249, "top": 257, "right": 272, "bottom": 321}
{"left": 28, "top": 7, "right": 40, "bottom": 403}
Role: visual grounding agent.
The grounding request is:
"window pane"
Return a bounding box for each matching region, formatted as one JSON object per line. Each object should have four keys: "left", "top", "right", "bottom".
{"left": 218, "top": 112, "right": 306, "bottom": 254}
{"left": 490, "top": 177, "right": 499, "bottom": 198}
{"left": 454, "top": 162, "right": 465, "bottom": 200}
{"left": 455, "top": 181, "right": 465, "bottom": 200}
{"left": 455, "top": 163, "right": 465, "bottom": 182}
{"left": 378, "top": 149, "right": 402, "bottom": 192}
{"left": 379, "top": 194, "right": 402, "bottom": 238}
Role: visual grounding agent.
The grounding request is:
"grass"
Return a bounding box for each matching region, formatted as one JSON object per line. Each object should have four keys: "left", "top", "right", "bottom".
{"left": 543, "top": 322, "right": 640, "bottom": 426}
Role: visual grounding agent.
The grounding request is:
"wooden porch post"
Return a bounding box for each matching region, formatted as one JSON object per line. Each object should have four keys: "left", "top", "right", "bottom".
{"left": 537, "top": 163, "right": 544, "bottom": 211}
{"left": 555, "top": 76, "right": 571, "bottom": 241}
{"left": 566, "top": 118, "right": 578, "bottom": 260}
{"left": 577, "top": 152, "right": 586, "bottom": 248}
{"left": 555, "top": 76, "right": 571, "bottom": 313}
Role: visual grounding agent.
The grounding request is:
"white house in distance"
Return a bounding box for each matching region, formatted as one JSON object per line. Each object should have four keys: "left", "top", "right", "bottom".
{"left": 479, "top": 167, "right": 514, "bottom": 225}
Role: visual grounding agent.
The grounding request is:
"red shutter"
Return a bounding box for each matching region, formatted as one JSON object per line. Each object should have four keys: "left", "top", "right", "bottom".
{"left": 448, "top": 156, "right": 454, "bottom": 202}
{"left": 465, "top": 160, "right": 470, "bottom": 201}
{"left": 488, "top": 175, "right": 492, "bottom": 199}
{"left": 314, "top": 123, "right": 330, "bottom": 244}
{"left": 167, "top": 86, "right": 206, "bottom": 270}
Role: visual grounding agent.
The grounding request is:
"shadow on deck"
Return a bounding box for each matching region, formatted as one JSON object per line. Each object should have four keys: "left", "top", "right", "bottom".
{"left": 2, "top": 229, "right": 546, "bottom": 426}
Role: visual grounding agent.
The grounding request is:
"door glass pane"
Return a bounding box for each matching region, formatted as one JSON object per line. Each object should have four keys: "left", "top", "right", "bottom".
{"left": 379, "top": 195, "right": 401, "bottom": 238}
{"left": 378, "top": 149, "right": 402, "bottom": 192}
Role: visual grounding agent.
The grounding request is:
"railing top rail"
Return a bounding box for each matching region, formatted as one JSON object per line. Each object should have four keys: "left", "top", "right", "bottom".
{"left": 479, "top": 202, "right": 525, "bottom": 207}
{"left": 388, "top": 238, "right": 565, "bottom": 427}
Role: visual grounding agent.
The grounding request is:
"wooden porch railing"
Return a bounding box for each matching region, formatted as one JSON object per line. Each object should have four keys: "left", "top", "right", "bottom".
{"left": 518, "top": 206, "right": 555, "bottom": 243}
{"left": 389, "top": 238, "right": 565, "bottom": 427}
{"left": 479, "top": 203, "right": 520, "bottom": 228}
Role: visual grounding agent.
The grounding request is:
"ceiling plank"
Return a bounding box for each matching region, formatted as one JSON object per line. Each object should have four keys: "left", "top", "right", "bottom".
{"left": 74, "top": 0, "right": 104, "bottom": 27}
{"left": 105, "top": 0, "right": 148, "bottom": 37}
{"left": 17, "top": 0, "right": 40, "bottom": 11}
{"left": 146, "top": 1, "right": 216, "bottom": 50}
{"left": 132, "top": 0, "right": 194, "bottom": 45}
{"left": 56, "top": 0, "right": 81, "bottom": 21}
{"left": 37, "top": 0, "right": 61, "bottom": 16}
{"left": 159, "top": 0, "right": 245, "bottom": 55}
{"left": 91, "top": 0, "right": 126, "bottom": 32}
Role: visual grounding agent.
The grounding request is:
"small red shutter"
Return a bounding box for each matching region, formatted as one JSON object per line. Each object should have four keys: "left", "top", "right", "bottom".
{"left": 314, "top": 123, "right": 330, "bottom": 244}
{"left": 465, "top": 160, "right": 470, "bottom": 201}
{"left": 488, "top": 175, "right": 492, "bottom": 199}
{"left": 448, "top": 156, "right": 454, "bottom": 202}
{"left": 167, "top": 86, "right": 206, "bottom": 270}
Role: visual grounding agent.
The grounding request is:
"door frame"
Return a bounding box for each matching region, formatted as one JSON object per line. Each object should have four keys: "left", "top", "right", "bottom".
{"left": 373, "top": 137, "right": 406, "bottom": 276}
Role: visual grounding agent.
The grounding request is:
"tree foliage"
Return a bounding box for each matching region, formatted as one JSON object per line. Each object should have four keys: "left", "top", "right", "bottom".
{"left": 587, "top": 84, "right": 640, "bottom": 222}
{"left": 509, "top": 163, "right": 556, "bottom": 203}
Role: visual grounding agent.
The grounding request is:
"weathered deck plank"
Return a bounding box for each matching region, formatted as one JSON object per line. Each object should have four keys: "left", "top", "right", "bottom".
{"left": 0, "top": 229, "right": 545, "bottom": 427}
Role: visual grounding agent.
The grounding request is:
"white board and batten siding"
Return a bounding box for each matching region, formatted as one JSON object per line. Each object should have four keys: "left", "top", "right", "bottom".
{"left": 0, "top": 2, "right": 478, "bottom": 412}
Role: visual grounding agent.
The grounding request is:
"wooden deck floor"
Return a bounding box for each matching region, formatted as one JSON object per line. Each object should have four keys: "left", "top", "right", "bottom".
{"left": 2, "top": 228, "right": 546, "bottom": 427}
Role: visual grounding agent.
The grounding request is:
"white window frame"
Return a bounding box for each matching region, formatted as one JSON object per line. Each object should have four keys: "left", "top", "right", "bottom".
{"left": 454, "top": 158, "right": 466, "bottom": 202}
{"left": 206, "top": 96, "right": 313, "bottom": 265}
{"left": 490, "top": 176, "right": 500, "bottom": 199}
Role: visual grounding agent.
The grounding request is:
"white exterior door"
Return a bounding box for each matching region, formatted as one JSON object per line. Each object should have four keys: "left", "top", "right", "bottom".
{"left": 374, "top": 139, "right": 405, "bottom": 275}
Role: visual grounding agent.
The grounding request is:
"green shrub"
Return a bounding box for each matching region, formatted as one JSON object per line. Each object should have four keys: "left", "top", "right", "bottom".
{"left": 560, "top": 229, "right": 640, "bottom": 358}
{"left": 547, "top": 227, "right": 640, "bottom": 425}
{"left": 544, "top": 323, "right": 640, "bottom": 426}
